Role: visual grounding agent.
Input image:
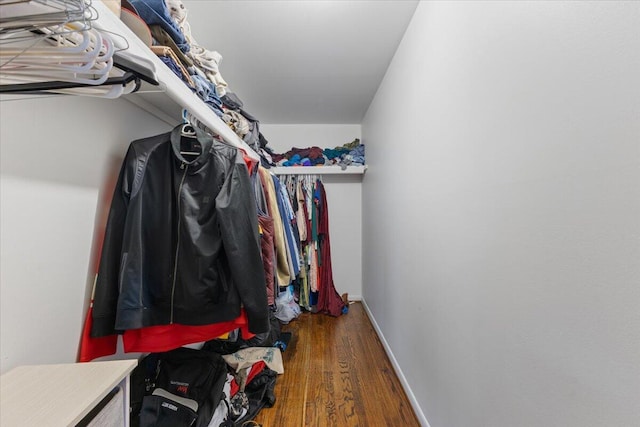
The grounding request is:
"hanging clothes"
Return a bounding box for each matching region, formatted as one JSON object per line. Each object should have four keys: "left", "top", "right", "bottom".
{"left": 295, "top": 180, "right": 308, "bottom": 242}
{"left": 268, "top": 174, "right": 345, "bottom": 317}
{"left": 273, "top": 175, "right": 301, "bottom": 278}
{"left": 91, "top": 125, "right": 269, "bottom": 342}
{"left": 121, "top": 313, "right": 254, "bottom": 353}
{"left": 309, "top": 179, "right": 320, "bottom": 295}
{"left": 258, "top": 215, "right": 276, "bottom": 306}
{"left": 295, "top": 179, "right": 311, "bottom": 309}
{"left": 258, "top": 167, "right": 291, "bottom": 287}
{"left": 252, "top": 171, "right": 276, "bottom": 306}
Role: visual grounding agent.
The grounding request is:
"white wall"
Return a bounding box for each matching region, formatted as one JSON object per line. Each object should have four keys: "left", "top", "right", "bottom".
{"left": 0, "top": 96, "right": 173, "bottom": 373}
{"left": 361, "top": 2, "right": 640, "bottom": 427}
{"left": 261, "top": 124, "right": 363, "bottom": 299}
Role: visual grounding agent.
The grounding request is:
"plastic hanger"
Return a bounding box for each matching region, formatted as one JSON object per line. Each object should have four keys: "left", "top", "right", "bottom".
{"left": 0, "top": 0, "right": 150, "bottom": 97}
{"left": 179, "top": 124, "right": 202, "bottom": 156}
{"left": 2, "top": 31, "right": 114, "bottom": 83}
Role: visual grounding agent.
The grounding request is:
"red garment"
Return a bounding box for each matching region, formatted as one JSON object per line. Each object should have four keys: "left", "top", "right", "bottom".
{"left": 258, "top": 214, "right": 276, "bottom": 305}
{"left": 230, "top": 361, "right": 267, "bottom": 396}
{"left": 239, "top": 148, "right": 257, "bottom": 174}
{"left": 122, "top": 312, "right": 254, "bottom": 353}
{"left": 78, "top": 311, "right": 255, "bottom": 361}
{"left": 316, "top": 181, "right": 346, "bottom": 316}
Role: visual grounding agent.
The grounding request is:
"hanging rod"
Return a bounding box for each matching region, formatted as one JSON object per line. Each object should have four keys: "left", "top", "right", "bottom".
{"left": 0, "top": 70, "right": 140, "bottom": 94}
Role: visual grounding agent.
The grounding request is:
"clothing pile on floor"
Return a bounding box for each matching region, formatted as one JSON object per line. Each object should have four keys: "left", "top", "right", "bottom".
{"left": 130, "top": 320, "right": 291, "bottom": 427}
{"left": 265, "top": 138, "right": 365, "bottom": 169}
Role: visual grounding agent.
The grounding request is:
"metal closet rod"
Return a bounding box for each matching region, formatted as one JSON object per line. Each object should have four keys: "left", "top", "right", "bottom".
{"left": 0, "top": 70, "right": 141, "bottom": 94}
{"left": 0, "top": 54, "right": 161, "bottom": 94}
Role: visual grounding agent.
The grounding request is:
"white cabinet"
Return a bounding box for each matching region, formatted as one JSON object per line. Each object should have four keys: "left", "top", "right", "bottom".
{"left": 0, "top": 359, "right": 137, "bottom": 427}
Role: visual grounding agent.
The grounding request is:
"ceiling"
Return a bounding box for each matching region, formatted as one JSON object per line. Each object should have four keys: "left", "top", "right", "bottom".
{"left": 183, "top": 0, "right": 419, "bottom": 124}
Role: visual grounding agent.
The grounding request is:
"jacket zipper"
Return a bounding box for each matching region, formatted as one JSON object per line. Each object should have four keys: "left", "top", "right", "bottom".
{"left": 170, "top": 162, "right": 188, "bottom": 324}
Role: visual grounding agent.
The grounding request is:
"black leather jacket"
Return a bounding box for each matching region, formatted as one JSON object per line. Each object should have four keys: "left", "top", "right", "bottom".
{"left": 91, "top": 125, "right": 268, "bottom": 337}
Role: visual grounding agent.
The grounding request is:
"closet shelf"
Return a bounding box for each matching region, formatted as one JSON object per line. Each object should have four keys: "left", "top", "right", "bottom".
{"left": 270, "top": 165, "right": 368, "bottom": 175}
{"left": 91, "top": 1, "right": 259, "bottom": 162}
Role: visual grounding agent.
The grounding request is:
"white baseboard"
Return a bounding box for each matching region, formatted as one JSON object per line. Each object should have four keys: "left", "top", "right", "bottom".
{"left": 348, "top": 294, "right": 362, "bottom": 301}
{"left": 361, "top": 298, "right": 431, "bottom": 427}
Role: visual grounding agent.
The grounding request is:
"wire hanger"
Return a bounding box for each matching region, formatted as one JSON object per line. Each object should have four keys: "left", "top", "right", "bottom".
{"left": 1, "top": 27, "right": 114, "bottom": 85}
{"left": 0, "top": 0, "right": 94, "bottom": 36}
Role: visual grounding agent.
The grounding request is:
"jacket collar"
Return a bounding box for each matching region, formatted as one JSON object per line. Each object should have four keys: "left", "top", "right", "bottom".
{"left": 170, "top": 125, "right": 214, "bottom": 170}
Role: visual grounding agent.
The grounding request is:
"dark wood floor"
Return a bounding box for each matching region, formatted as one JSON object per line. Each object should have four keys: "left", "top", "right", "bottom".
{"left": 254, "top": 302, "right": 420, "bottom": 427}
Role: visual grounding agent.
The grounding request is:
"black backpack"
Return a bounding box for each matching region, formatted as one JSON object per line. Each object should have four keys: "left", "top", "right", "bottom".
{"left": 132, "top": 347, "right": 228, "bottom": 427}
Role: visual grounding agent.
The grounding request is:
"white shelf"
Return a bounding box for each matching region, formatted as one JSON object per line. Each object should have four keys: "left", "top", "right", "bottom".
{"left": 92, "top": 1, "right": 259, "bottom": 162}
{"left": 270, "top": 165, "right": 367, "bottom": 175}
{"left": 0, "top": 359, "right": 137, "bottom": 427}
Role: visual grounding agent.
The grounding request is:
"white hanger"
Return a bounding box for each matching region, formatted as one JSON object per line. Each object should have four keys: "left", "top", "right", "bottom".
{"left": 1, "top": 26, "right": 116, "bottom": 86}
{"left": 0, "top": 0, "right": 92, "bottom": 27}
{"left": 0, "top": 0, "right": 135, "bottom": 97}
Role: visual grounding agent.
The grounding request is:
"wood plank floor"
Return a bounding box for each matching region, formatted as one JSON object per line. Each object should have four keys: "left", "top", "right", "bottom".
{"left": 254, "top": 302, "right": 420, "bottom": 427}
